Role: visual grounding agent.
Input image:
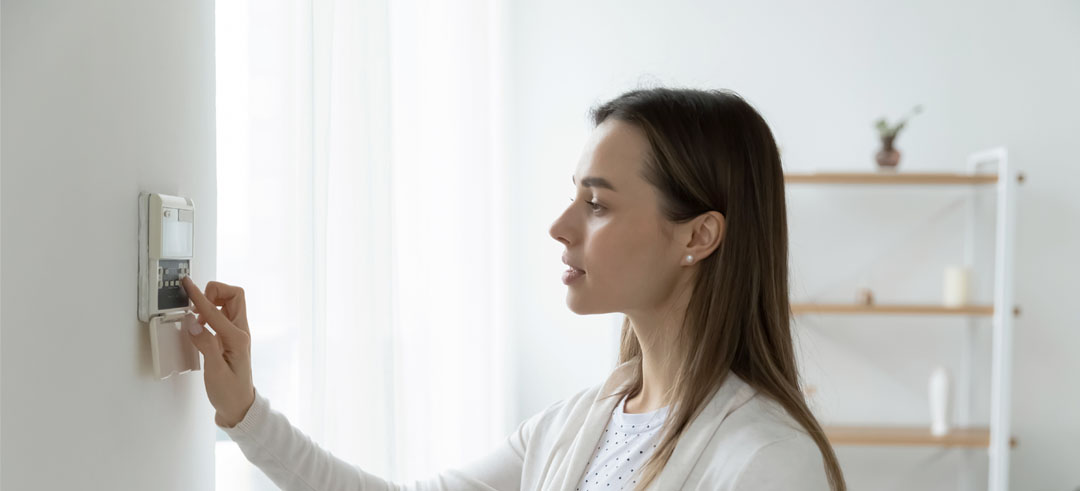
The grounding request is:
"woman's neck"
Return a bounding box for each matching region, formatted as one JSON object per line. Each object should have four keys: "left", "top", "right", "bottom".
{"left": 623, "top": 283, "right": 692, "bottom": 414}
{"left": 624, "top": 347, "right": 677, "bottom": 414}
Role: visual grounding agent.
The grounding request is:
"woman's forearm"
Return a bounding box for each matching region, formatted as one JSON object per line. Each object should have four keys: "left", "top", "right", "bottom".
{"left": 221, "top": 388, "right": 524, "bottom": 491}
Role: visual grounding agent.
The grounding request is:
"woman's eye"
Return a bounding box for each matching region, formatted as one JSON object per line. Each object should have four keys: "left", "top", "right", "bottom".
{"left": 569, "top": 197, "right": 603, "bottom": 212}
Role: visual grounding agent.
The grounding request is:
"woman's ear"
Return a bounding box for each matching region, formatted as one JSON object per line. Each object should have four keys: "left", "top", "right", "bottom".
{"left": 682, "top": 211, "right": 724, "bottom": 264}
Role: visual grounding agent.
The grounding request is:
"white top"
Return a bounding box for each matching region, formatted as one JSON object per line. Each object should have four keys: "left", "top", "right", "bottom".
{"left": 576, "top": 393, "right": 669, "bottom": 490}
{"left": 221, "top": 355, "right": 830, "bottom": 490}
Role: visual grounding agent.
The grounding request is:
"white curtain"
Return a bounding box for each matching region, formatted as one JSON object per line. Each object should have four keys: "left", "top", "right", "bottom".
{"left": 214, "top": 0, "right": 510, "bottom": 488}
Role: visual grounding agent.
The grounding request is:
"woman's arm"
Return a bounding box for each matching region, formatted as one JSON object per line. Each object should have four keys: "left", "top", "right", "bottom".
{"left": 179, "top": 278, "right": 531, "bottom": 489}
{"left": 221, "top": 388, "right": 527, "bottom": 491}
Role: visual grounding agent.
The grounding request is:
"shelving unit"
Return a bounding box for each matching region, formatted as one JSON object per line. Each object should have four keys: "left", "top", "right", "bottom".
{"left": 786, "top": 148, "right": 1022, "bottom": 491}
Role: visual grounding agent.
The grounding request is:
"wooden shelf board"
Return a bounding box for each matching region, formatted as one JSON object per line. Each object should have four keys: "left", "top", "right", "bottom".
{"left": 825, "top": 425, "right": 1017, "bottom": 448}
{"left": 792, "top": 303, "right": 994, "bottom": 316}
{"left": 784, "top": 172, "right": 998, "bottom": 185}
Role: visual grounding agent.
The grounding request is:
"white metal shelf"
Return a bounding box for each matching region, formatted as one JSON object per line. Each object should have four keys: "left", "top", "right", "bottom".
{"left": 785, "top": 148, "right": 1021, "bottom": 491}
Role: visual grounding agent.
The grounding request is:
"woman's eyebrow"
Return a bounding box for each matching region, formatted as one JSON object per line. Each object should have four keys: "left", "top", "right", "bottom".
{"left": 572, "top": 175, "right": 617, "bottom": 192}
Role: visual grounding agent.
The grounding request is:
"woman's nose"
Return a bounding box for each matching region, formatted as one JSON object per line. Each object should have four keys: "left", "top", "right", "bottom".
{"left": 548, "top": 219, "right": 563, "bottom": 244}
{"left": 549, "top": 210, "right": 572, "bottom": 245}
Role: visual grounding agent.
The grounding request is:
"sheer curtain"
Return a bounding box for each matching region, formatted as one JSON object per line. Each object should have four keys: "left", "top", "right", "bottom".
{"left": 214, "top": 0, "right": 511, "bottom": 488}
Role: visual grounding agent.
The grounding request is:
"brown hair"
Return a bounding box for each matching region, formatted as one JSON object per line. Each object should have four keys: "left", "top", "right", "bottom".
{"left": 590, "top": 87, "right": 845, "bottom": 490}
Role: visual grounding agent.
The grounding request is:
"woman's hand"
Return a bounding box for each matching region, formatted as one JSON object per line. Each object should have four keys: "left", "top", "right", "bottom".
{"left": 181, "top": 276, "right": 256, "bottom": 428}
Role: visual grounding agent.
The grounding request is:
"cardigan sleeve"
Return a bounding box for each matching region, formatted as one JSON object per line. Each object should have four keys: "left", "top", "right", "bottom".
{"left": 221, "top": 387, "right": 528, "bottom": 491}
{"left": 729, "top": 432, "right": 831, "bottom": 491}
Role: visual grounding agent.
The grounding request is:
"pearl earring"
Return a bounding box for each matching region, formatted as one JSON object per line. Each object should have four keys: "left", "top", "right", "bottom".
{"left": 684, "top": 254, "right": 694, "bottom": 265}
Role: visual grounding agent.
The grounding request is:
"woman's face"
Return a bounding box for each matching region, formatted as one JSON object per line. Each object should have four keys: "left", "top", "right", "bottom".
{"left": 549, "top": 119, "right": 688, "bottom": 316}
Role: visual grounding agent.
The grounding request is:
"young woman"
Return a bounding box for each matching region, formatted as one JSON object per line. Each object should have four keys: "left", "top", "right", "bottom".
{"left": 182, "top": 87, "right": 846, "bottom": 491}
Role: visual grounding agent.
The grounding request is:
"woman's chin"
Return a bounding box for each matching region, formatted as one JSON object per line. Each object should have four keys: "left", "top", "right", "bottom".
{"left": 565, "top": 293, "right": 589, "bottom": 315}
{"left": 565, "top": 292, "right": 613, "bottom": 316}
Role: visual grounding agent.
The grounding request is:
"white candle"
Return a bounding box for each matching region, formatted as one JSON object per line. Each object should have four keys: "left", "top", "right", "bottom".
{"left": 943, "top": 266, "right": 970, "bottom": 307}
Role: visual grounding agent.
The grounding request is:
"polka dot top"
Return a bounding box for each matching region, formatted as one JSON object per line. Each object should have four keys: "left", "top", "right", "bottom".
{"left": 575, "top": 393, "right": 670, "bottom": 491}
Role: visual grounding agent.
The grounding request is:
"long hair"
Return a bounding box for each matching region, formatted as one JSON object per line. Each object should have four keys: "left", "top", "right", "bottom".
{"left": 591, "top": 87, "right": 845, "bottom": 490}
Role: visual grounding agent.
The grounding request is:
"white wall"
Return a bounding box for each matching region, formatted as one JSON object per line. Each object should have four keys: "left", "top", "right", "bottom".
{"left": 1, "top": 1, "right": 217, "bottom": 489}
{"left": 505, "top": 1, "right": 1080, "bottom": 489}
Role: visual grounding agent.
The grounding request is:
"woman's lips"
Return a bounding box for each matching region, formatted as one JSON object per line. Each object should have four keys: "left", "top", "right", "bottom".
{"left": 562, "top": 268, "right": 585, "bottom": 285}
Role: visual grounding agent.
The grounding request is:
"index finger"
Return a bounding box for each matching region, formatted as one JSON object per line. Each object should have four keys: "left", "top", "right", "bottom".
{"left": 205, "top": 281, "right": 248, "bottom": 329}
{"left": 182, "top": 276, "right": 245, "bottom": 341}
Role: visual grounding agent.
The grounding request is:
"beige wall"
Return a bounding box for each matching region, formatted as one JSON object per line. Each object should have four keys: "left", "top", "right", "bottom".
{"left": 2, "top": 1, "right": 217, "bottom": 489}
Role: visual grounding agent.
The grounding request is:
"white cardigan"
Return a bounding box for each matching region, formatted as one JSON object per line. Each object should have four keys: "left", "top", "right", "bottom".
{"left": 222, "top": 356, "right": 830, "bottom": 490}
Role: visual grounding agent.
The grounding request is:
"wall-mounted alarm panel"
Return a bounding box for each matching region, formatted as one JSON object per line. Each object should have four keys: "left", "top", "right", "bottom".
{"left": 138, "top": 192, "right": 200, "bottom": 380}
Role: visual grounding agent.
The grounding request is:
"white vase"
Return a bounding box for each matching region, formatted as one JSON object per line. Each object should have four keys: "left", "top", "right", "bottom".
{"left": 928, "top": 366, "right": 951, "bottom": 436}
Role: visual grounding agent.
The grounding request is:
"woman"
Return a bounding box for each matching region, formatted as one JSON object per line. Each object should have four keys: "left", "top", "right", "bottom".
{"left": 182, "top": 87, "right": 846, "bottom": 490}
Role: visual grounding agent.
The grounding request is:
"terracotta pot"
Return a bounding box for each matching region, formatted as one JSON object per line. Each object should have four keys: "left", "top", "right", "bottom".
{"left": 876, "top": 135, "right": 900, "bottom": 170}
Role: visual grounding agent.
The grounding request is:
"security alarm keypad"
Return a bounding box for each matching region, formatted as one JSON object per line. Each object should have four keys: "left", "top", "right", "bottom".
{"left": 138, "top": 192, "right": 201, "bottom": 380}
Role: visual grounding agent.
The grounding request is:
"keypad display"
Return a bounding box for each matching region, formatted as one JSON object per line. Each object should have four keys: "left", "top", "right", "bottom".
{"left": 157, "top": 259, "right": 190, "bottom": 310}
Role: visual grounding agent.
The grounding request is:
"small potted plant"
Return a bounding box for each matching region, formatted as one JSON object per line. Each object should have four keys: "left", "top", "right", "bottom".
{"left": 874, "top": 104, "right": 923, "bottom": 170}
